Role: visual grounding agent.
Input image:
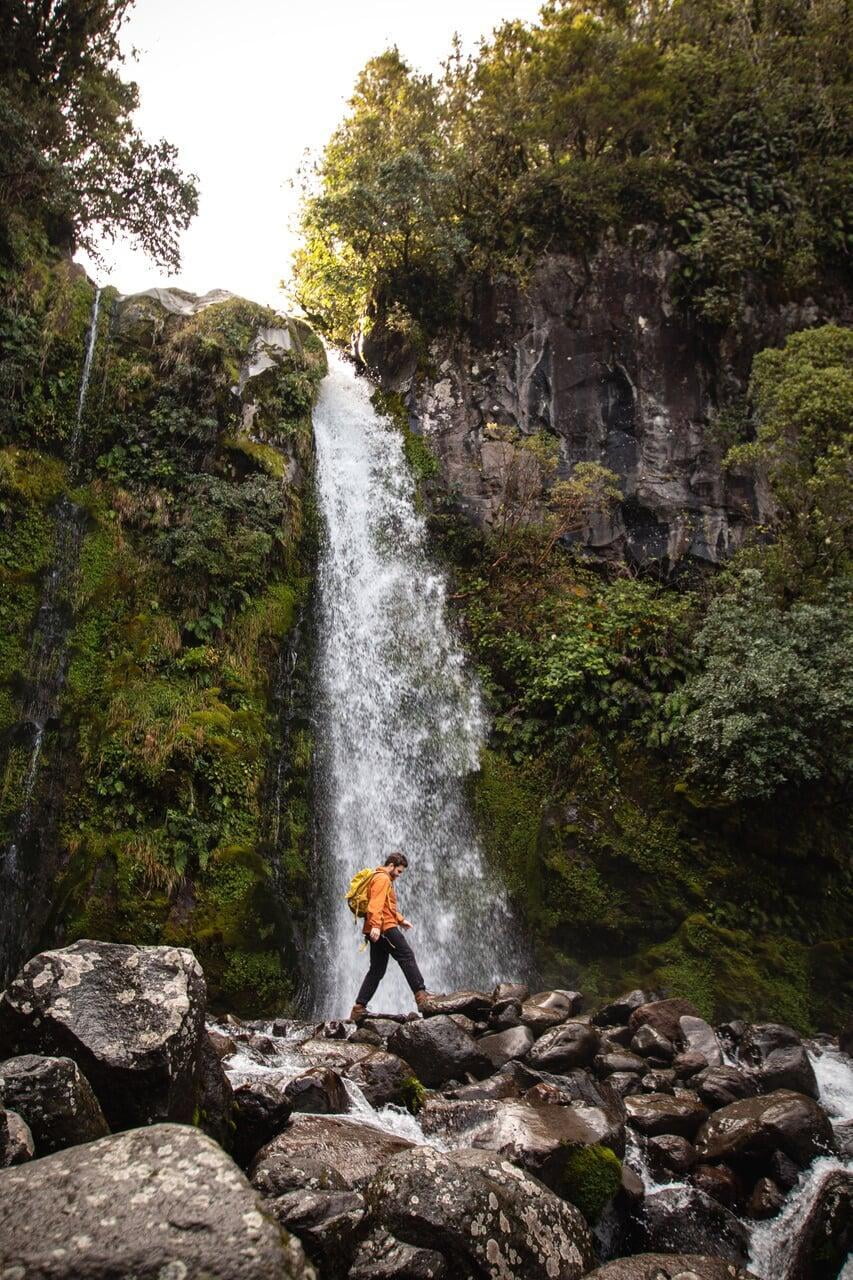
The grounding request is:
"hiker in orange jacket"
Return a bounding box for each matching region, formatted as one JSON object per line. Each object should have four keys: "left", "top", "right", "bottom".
{"left": 349, "top": 852, "right": 437, "bottom": 1021}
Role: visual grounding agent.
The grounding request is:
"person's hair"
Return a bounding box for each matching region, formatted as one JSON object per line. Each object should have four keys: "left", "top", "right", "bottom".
{"left": 384, "top": 851, "right": 408, "bottom": 869}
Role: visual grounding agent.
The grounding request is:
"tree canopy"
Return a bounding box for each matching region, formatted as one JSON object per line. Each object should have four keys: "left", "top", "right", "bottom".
{"left": 296, "top": 0, "right": 852, "bottom": 344}
{"left": 0, "top": 0, "right": 198, "bottom": 267}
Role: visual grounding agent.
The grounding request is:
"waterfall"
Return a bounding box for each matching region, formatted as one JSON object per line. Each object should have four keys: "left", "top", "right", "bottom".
{"left": 310, "top": 353, "right": 523, "bottom": 1017}
{"left": 0, "top": 285, "right": 101, "bottom": 983}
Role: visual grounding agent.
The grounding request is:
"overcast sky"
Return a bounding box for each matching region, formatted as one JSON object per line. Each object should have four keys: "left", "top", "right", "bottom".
{"left": 76, "top": 0, "right": 543, "bottom": 308}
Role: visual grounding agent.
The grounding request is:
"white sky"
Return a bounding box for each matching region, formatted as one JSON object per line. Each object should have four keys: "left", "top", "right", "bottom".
{"left": 76, "top": 0, "right": 543, "bottom": 309}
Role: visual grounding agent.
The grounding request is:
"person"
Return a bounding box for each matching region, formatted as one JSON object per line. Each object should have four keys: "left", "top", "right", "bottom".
{"left": 349, "top": 852, "right": 437, "bottom": 1021}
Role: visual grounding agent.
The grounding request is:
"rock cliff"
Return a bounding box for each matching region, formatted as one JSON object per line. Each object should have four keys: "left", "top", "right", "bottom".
{"left": 362, "top": 237, "right": 850, "bottom": 568}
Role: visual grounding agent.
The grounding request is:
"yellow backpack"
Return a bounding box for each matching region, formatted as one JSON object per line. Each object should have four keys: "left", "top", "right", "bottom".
{"left": 345, "top": 867, "right": 379, "bottom": 918}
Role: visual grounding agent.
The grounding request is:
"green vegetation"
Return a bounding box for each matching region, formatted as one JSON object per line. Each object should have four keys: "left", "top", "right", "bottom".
{"left": 559, "top": 1145, "right": 622, "bottom": 1225}
{"left": 400, "top": 1076, "right": 428, "bottom": 1114}
{"left": 296, "top": 0, "right": 851, "bottom": 343}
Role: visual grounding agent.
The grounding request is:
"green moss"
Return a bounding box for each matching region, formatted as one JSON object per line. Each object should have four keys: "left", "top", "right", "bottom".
{"left": 0, "top": 447, "right": 67, "bottom": 504}
{"left": 400, "top": 1076, "right": 427, "bottom": 1114}
{"left": 559, "top": 1145, "right": 622, "bottom": 1224}
{"left": 470, "top": 749, "right": 546, "bottom": 920}
{"left": 222, "top": 437, "right": 289, "bottom": 479}
{"left": 220, "top": 948, "right": 290, "bottom": 1013}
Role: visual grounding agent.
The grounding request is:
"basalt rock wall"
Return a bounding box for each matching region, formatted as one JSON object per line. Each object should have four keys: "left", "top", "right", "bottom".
{"left": 362, "top": 237, "right": 851, "bottom": 568}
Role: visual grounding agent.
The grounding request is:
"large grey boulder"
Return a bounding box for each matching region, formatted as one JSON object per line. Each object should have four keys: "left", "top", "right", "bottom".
{"left": 693, "top": 1064, "right": 757, "bottom": 1110}
{"left": 0, "top": 941, "right": 206, "bottom": 1130}
{"left": 284, "top": 1067, "right": 349, "bottom": 1114}
{"left": 695, "top": 1089, "right": 834, "bottom": 1168}
{"left": 388, "top": 1015, "right": 486, "bottom": 1086}
{"left": 0, "top": 1123, "right": 313, "bottom": 1279}
{"left": 679, "top": 1016, "right": 723, "bottom": 1067}
{"left": 365, "top": 1145, "right": 595, "bottom": 1280}
{"left": 635, "top": 1186, "right": 750, "bottom": 1264}
{"left": 349, "top": 1228, "right": 447, "bottom": 1279}
{"left": 466, "top": 1098, "right": 625, "bottom": 1187}
{"left": 476, "top": 1025, "right": 535, "bottom": 1069}
{"left": 262, "top": 1187, "right": 364, "bottom": 1273}
{"left": 346, "top": 1049, "right": 411, "bottom": 1107}
{"left": 625, "top": 1092, "right": 709, "bottom": 1139}
{"left": 0, "top": 1054, "right": 109, "bottom": 1154}
{"left": 739, "top": 1023, "right": 819, "bottom": 1098}
{"left": 250, "top": 1114, "right": 415, "bottom": 1193}
{"left": 0, "top": 1106, "right": 33, "bottom": 1166}
{"left": 586, "top": 1255, "right": 758, "bottom": 1279}
{"left": 525, "top": 1021, "right": 600, "bottom": 1071}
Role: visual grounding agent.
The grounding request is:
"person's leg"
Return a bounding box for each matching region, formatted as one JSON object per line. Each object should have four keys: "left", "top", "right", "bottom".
{"left": 383, "top": 926, "right": 426, "bottom": 994}
{"left": 354, "top": 936, "right": 390, "bottom": 1007}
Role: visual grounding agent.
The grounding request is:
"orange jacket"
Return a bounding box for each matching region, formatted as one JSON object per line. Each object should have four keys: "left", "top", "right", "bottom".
{"left": 364, "top": 868, "right": 404, "bottom": 935}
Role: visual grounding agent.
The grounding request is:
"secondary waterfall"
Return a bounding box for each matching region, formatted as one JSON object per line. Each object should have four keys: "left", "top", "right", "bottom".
{"left": 0, "top": 286, "right": 100, "bottom": 983}
{"left": 310, "top": 354, "right": 523, "bottom": 1016}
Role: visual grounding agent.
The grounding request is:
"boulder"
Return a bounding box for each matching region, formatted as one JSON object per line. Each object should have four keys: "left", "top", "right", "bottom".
{"left": 466, "top": 1098, "right": 625, "bottom": 1186}
{"left": 488, "top": 999, "right": 523, "bottom": 1031}
{"left": 640, "top": 1069, "right": 677, "bottom": 1094}
{"left": 346, "top": 1049, "right": 411, "bottom": 1108}
{"left": 739, "top": 1023, "right": 819, "bottom": 1098}
{"left": 285, "top": 1068, "right": 349, "bottom": 1114}
{"left": 629, "top": 998, "right": 702, "bottom": 1042}
{"left": 625, "top": 1093, "right": 709, "bottom": 1139}
{"left": 679, "top": 1016, "right": 723, "bottom": 1068}
{"left": 250, "top": 1114, "right": 415, "bottom": 1193}
{"left": 207, "top": 1028, "right": 238, "bottom": 1059}
{"left": 417, "top": 990, "right": 493, "bottom": 1020}
{"left": 388, "top": 1016, "right": 486, "bottom": 1086}
{"left": 298, "top": 1038, "right": 377, "bottom": 1073}
{"left": 607, "top": 1072, "right": 645, "bottom": 1098}
{"left": 631, "top": 1024, "right": 675, "bottom": 1061}
{"left": 263, "top": 1188, "right": 364, "bottom": 1272}
{"left": 475, "top": 1025, "right": 534, "bottom": 1070}
{"left": 527, "top": 989, "right": 584, "bottom": 1017}
{"left": 232, "top": 1079, "right": 293, "bottom": 1167}
{"left": 635, "top": 1185, "right": 750, "bottom": 1264}
{"left": 595, "top": 1051, "right": 647, "bottom": 1076}
{"left": 783, "top": 1167, "right": 853, "bottom": 1280}
{"left": 592, "top": 990, "right": 652, "bottom": 1027}
{"left": 197, "top": 1032, "right": 235, "bottom": 1149}
{"left": 0, "top": 1123, "right": 311, "bottom": 1279}
{"left": 586, "top": 1255, "right": 758, "bottom": 1279}
{"left": 492, "top": 982, "right": 529, "bottom": 1003}
{"left": 646, "top": 1134, "right": 698, "bottom": 1179}
{"left": 695, "top": 1089, "right": 834, "bottom": 1168}
{"left": 0, "top": 1107, "right": 33, "bottom": 1166}
{"left": 526, "top": 1022, "right": 600, "bottom": 1071}
{"left": 0, "top": 1054, "right": 109, "bottom": 1155}
{"left": 444, "top": 1065, "right": 524, "bottom": 1102}
{"left": 673, "top": 1050, "right": 711, "bottom": 1079}
{"left": 744, "top": 1175, "right": 784, "bottom": 1219}
{"left": 366, "top": 1145, "right": 595, "bottom": 1280}
{"left": 519, "top": 1001, "right": 570, "bottom": 1034}
{"left": 349, "top": 1228, "right": 448, "bottom": 1279}
{"left": 691, "top": 1162, "right": 740, "bottom": 1208}
{"left": 768, "top": 1147, "right": 801, "bottom": 1190}
{"left": 0, "top": 941, "right": 206, "bottom": 1130}
{"left": 693, "top": 1064, "right": 757, "bottom": 1110}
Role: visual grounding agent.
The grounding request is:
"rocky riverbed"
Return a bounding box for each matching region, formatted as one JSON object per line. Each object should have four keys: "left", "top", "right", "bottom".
{"left": 0, "top": 941, "right": 850, "bottom": 1279}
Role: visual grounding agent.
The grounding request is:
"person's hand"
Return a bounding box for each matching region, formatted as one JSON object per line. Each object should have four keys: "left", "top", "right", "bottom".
{"left": 370, "top": 927, "right": 381, "bottom": 943}
{"left": 400, "top": 919, "right": 413, "bottom": 930}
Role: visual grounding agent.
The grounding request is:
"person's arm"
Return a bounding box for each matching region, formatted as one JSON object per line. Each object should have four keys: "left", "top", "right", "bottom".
{"left": 366, "top": 872, "right": 390, "bottom": 937}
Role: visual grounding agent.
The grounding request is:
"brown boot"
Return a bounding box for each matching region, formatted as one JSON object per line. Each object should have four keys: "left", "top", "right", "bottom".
{"left": 414, "top": 990, "right": 440, "bottom": 1013}
{"left": 349, "top": 1003, "right": 368, "bottom": 1023}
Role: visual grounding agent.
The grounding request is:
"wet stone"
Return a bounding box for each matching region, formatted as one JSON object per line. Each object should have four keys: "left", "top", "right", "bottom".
{"left": 0, "top": 1054, "right": 109, "bottom": 1155}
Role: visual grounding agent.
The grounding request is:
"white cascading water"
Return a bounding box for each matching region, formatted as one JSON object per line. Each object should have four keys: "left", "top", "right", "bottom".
{"left": 310, "top": 353, "right": 523, "bottom": 1016}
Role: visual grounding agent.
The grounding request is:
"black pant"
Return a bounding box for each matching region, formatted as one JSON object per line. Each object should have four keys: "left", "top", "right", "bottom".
{"left": 356, "top": 926, "right": 425, "bottom": 1006}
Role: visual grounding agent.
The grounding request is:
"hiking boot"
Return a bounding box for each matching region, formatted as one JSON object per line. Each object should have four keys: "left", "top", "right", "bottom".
{"left": 415, "top": 990, "right": 441, "bottom": 1013}
{"left": 349, "top": 1003, "right": 368, "bottom": 1023}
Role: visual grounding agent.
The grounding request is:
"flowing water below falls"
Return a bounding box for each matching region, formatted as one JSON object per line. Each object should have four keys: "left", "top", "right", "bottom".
{"left": 310, "top": 354, "right": 523, "bottom": 1016}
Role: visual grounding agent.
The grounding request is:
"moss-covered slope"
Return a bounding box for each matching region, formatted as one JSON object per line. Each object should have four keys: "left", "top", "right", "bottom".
{"left": 0, "top": 254, "right": 326, "bottom": 1010}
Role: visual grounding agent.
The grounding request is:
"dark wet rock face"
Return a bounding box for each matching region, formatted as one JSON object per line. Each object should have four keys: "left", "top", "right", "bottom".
{"left": 250, "top": 1114, "right": 415, "bottom": 1193}
{"left": 628, "top": 999, "right": 702, "bottom": 1042}
{"left": 232, "top": 1079, "right": 293, "bottom": 1167}
{"left": 784, "top": 1168, "right": 853, "bottom": 1280}
{"left": 526, "top": 1021, "right": 600, "bottom": 1071}
{"left": 694, "top": 1089, "right": 835, "bottom": 1169}
{"left": 388, "top": 1015, "right": 487, "bottom": 1086}
{"left": 636, "top": 1186, "right": 751, "bottom": 1264}
{"left": 0, "top": 1054, "right": 109, "bottom": 1154}
{"left": 285, "top": 1066, "right": 349, "bottom": 1114}
{"left": 366, "top": 1145, "right": 595, "bottom": 1280}
{"left": 739, "top": 1023, "right": 819, "bottom": 1099}
{"left": 262, "top": 1187, "right": 364, "bottom": 1272}
{"left": 349, "top": 1228, "right": 448, "bottom": 1279}
{"left": 587, "top": 1255, "right": 758, "bottom": 1279}
{"left": 0, "top": 941, "right": 206, "bottom": 1130}
{"left": 0, "top": 1123, "right": 312, "bottom": 1279}
{"left": 0, "top": 1106, "right": 34, "bottom": 1166}
{"left": 625, "top": 1092, "right": 709, "bottom": 1140}
{"left": 694, "top": 1065, "right": 758, "bottom": 1110}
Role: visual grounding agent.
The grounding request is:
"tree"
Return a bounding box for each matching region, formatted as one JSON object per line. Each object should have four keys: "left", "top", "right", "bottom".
{"left": 673, "top": 569, "right": 852, "bottom": 801}
{"left": 727, "top": 325, "right": 853, "bottom": 593}
{"left": 0, "top": 0, "right": 198, "bottom": 267}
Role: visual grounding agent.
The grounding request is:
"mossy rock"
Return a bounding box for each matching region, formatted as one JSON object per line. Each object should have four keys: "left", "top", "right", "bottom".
{"left": 558, "top": 1144, "right": 622, "bottom": 1224}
